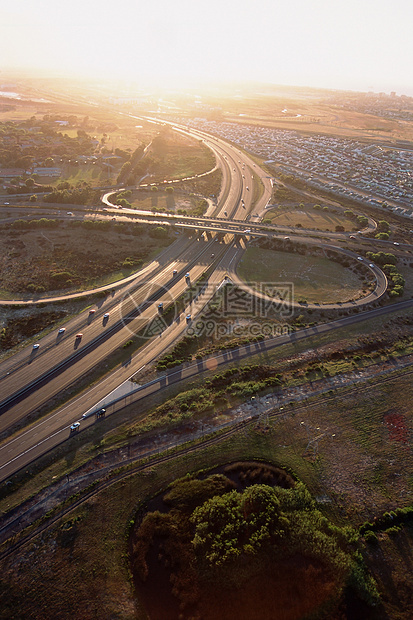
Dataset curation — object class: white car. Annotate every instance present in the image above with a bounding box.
[103,313,110,319]
[33,343,39,350]
[357,256,363,261]
[58,328,66,334]
[70,422,80,431]
[186,314,192,323]
[394,242,400,246]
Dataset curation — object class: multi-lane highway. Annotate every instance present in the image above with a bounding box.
[0,116,402,482]
[0,123,274,478]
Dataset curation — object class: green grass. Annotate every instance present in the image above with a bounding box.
[237,246,364,303]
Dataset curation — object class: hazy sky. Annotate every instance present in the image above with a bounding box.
[1,0,412,95]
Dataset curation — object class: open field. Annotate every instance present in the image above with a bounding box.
[265,205,356,232]
[210,87,413,143]
[237,246,365,303]
[124,188,209,216]
[0,221,173,296]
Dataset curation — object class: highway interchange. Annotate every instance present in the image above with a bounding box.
[0,118,411,483]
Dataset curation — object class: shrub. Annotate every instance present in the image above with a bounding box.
[363,530,378,544]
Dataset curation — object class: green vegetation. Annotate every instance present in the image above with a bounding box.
[382,263,405,297]
[366,251,397,266]
[131,469,378,617]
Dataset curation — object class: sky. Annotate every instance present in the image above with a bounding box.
[1,0,412,96]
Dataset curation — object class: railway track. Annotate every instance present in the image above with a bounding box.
[1,358,412,561]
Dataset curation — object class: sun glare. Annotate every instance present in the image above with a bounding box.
[1,0,412,94]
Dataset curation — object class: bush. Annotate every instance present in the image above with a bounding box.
[364,530,378,544]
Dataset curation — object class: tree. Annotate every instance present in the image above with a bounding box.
[377,220,390,233]
[356,215,368,228]
[191,485,289,566]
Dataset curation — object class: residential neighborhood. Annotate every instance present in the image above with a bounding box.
[177,117,413,217]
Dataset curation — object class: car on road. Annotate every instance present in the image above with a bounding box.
[185,272,190,280]
[349,235,356,239]
[58,328,66,334]
[33,343,39,350]
[89,309,95,315]
[70,422,80,431]
[76,333,83,340]
[158,302,163,312]
[211,253,215,258]
[97,408,106,417]
[173,269,178,276]
[394,242,400,246]
[357,256,363,261]
[246,186,249,191]
[103,313,110,319]
[369,263,375,268]
[244,229,251,234]
[67,211,73,216]
[284,236,290,241]
[186,314,192,323]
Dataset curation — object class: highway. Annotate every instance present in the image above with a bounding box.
[1,294,413,482]
[0,115,403,482]
[0,123,266,472]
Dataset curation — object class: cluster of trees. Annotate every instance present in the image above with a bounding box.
[366,251,403,296]
[43,184,98,205]
[366,251,397,266]
[132,473,379,614]
[375,220,391,240]
[10,218,58,229]
[382,264,405,297]
[116,144,146,184]
[344,209,368,229]
[0,117,97,170]
[191,484,289,565]
[113,189,133,208]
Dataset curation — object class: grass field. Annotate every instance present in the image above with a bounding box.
[265,206,356,232]
[237,246,364,303]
